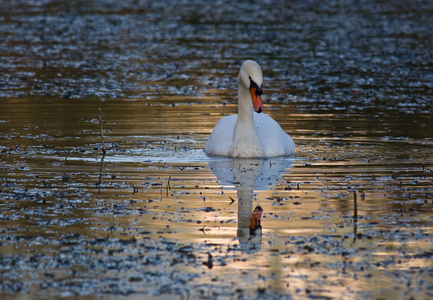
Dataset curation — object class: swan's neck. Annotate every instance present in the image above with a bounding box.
[237,78,255,125]
[228,76,265,157]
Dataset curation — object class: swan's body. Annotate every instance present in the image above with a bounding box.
[204,60,295,157]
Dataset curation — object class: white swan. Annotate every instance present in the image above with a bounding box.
[204,60,295,157]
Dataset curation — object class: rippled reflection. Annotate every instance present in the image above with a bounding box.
[209,157,294,252]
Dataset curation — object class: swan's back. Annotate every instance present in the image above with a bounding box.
[254,113,295,156]
[204,115,237,156]
[204,113,294,157]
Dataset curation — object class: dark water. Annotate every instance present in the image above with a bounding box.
[1,0,433,299]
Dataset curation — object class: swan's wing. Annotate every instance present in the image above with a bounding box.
[204,115,237,156]
[254,113,295,156]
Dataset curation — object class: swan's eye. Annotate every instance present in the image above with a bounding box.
[256,86,263,96]
[249,79,258,91]
[250,79,263,96]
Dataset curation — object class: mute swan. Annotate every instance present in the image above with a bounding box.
[204,60,295,157]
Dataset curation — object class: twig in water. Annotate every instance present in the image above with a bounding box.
[166,175,172,197]
[64,149,72,162]
[132,185,138,194]
[353,190,358,240]
[97,155,104,186]
[202,252,213,269]
[98,107,106,157]
[353,190,358,221]
[97,107,106,187]
[199,226,210,234]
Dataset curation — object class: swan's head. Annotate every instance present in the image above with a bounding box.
[239,60,264,113]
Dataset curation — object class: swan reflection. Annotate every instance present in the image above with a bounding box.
[208,157,293,252]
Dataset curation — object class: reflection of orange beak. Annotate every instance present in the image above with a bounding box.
[250,87,263,113]
[250,206,263,229]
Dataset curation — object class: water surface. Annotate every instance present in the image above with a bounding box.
[1,0,433,299]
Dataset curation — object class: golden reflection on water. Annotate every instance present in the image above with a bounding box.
[0,97,432,299]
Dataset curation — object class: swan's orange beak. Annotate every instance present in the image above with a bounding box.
[249,206,263,229]
[250,87,263,113]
